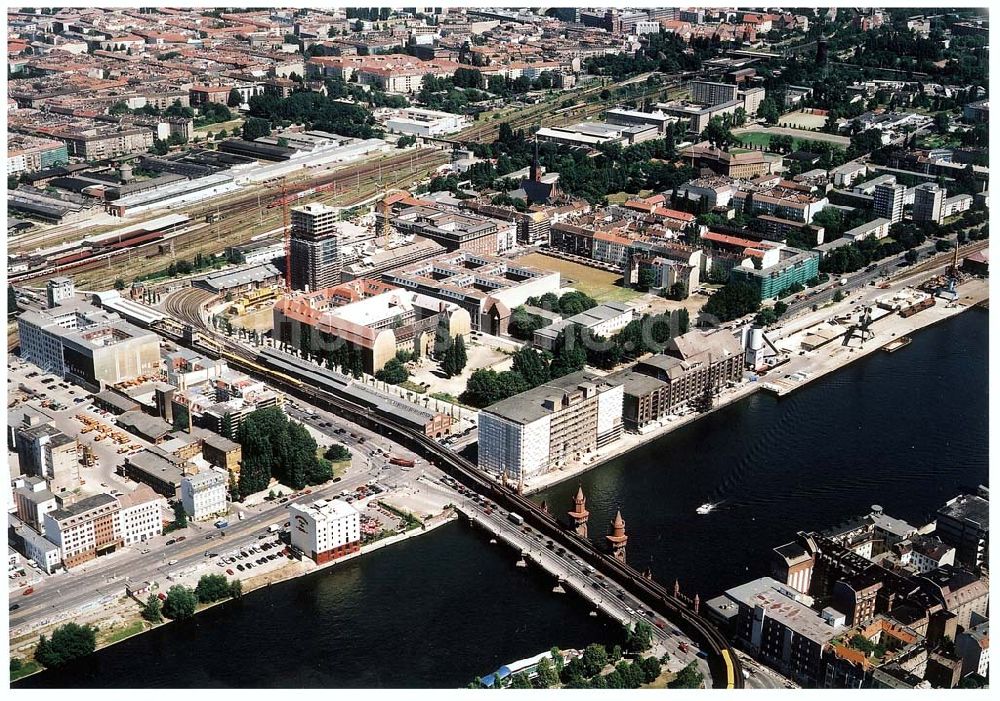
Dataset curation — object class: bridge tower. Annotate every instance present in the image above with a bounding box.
[606,509,628,563]
[567,485,590,537]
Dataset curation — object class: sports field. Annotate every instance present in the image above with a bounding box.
[777,109,828,130]
[518,253,643,303]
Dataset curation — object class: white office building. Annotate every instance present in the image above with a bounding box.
[180,468,228,521]
[385,107,468,137]
[288,499,361,564]
[478,371,623,481]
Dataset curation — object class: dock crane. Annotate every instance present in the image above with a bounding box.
[842,305,874,346]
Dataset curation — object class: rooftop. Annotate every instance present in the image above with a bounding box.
[725,577,845,644]
[484,370,620,425]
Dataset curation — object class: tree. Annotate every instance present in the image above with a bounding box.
[229,579,243,599]
[905,249,919,264]
[195,574,233,603]
[242,117,272,141]
[639,655,662,684]
[669,661,704,689]
[626,621,654,653]
[581,643,609,677]
[757,97,781,125]
[558,290,598,315]
[8,174,19,190]
[172,500,188,529]
[375,358,409,384]
[34,623,97,668]
[162,585,198,620]
[703,116,735,149]
[150,138,169,155]
[114,278,126,290]
[7,284,18,315]
[462,369,503,406]
[833,289,844,303]
[511,347,550,388]
[142,594,163,623]
[637,267,657,292]
[228,88,243,108]
[324,443,350,462]
[508,306,547,340]
[702,281,761,323]
[934,111,950,134]
[508,672,533,688]
[550,647,564,672]
[534,657,558,688]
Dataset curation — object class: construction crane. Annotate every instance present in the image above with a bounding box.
[266,178,340,291]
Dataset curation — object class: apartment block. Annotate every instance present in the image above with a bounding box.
[912,183,945,224]
[116,484,164,546]
[290,202,342,291]
[43,494,123,569]
[181,468,228,521]
[873,182,906,224]
[691,80,739,106]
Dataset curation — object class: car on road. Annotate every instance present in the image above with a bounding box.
[9,603,20,611]
[165,539,176,546]
[176,536,186,542]
[168,559,178,565]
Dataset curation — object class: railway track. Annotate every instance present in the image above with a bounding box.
[18,149,447,288]
[157,303,742,689]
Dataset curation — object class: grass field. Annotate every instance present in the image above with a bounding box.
[735,132,777,148]
[518,253,643,303]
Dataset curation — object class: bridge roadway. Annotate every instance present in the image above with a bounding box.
[441,486,713,681]
[161,310,743,688]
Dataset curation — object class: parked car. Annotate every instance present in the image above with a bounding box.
[226,569,234,575]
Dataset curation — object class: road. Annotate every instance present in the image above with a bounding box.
[779,235,984,320]
[8,394,424,636]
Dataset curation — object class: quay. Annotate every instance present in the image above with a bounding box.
[522,276,988,495]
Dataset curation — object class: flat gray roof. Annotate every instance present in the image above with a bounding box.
[725,577,844,644]
[607,369,667,398]
[484,370,619,425]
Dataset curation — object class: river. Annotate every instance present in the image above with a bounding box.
[17,308,988,688]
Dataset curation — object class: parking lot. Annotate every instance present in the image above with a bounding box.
[213,533,294,577]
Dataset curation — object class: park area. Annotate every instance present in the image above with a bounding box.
[518,253,643,304]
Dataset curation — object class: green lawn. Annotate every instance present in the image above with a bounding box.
[9,659,42,682]
[736,132,774,148]
[101,620,147,646]
[915,133,962,149]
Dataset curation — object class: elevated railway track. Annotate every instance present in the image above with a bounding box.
[154,304,743,689]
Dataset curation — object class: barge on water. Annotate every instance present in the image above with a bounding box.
[882,336,912,353]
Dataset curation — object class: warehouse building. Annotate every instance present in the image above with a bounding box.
[17,303,160,389]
